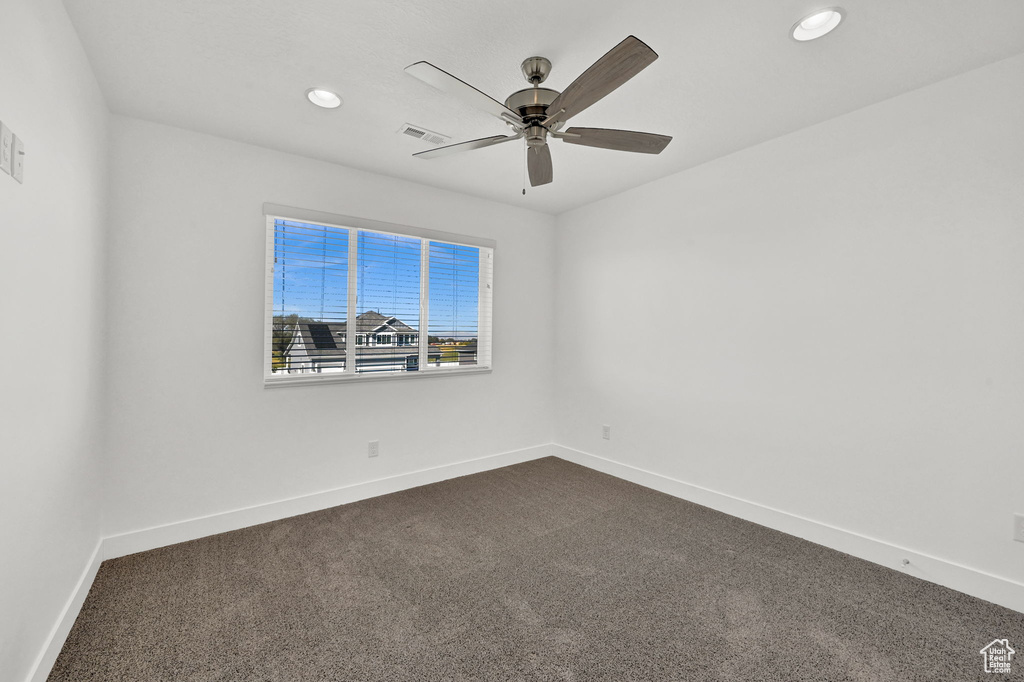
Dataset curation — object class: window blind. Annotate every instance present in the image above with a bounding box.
[428,241,488,368]
[270,219,349,374]
[264,209,493,385]
[354,230,421,374]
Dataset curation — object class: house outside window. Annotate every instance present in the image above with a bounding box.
[265,205,493,385]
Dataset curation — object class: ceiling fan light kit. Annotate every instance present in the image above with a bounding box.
[404,35,673,188]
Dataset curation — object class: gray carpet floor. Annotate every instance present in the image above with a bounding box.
[48,457,1023,681]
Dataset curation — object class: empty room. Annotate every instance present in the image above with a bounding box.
[3,0,1023,680]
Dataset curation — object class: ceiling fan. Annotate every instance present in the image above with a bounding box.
[404,35,672,188]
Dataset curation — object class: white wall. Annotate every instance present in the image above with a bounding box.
[4,12,1020,679]
[554,55,1024,604]
[0,0,110,679]
[102,116,556,538]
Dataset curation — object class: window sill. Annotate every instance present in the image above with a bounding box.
[264,366,492,388]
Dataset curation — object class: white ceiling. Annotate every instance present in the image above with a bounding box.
[62,0,1024,215]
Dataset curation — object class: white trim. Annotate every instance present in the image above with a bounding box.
[27,443,1024,682]
[478,248,493,368]
[263,215,277,381]
[345,226,358,372]
[28,446,554,681]
[264,366,491,387]
[418,244,429,372]
[263,203,496,249]
[102,443,556,560]
[26,541,102,682]
[551,445,1024,614]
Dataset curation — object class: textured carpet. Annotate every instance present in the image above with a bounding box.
[48,457,1023,681]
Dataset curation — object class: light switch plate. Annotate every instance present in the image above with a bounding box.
[11,135,24,183]
[0,122,11,175]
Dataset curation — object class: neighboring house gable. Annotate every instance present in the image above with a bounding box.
[282,311,421,373]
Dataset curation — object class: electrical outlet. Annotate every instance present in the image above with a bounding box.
[0,122,11,176]
[1014,514,1024,543]
[368,440,379,458]
[602,425,611,440]
[11,134,23,183]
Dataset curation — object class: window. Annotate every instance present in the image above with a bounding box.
[264,204,493,385]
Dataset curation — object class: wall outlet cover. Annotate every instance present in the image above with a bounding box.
[0,122,11,175]
[12,134,24,183]
[1014,514,1024,543]
[368,440,379,458]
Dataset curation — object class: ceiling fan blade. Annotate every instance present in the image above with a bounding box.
[560,127,672,154]
[547,36,658,125]
[413,133,522,160]
[405,61,523,124]
[528,144,553,187]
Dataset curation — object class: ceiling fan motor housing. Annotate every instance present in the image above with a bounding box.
[505,87,562,128]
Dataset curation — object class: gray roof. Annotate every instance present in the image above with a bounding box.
[291,312,418,359]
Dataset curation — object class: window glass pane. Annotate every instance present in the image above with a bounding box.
[272,220,348,374]
[355,231,421,373]
[429,241,479,367]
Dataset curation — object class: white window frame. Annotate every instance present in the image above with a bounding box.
[263,204,494,387]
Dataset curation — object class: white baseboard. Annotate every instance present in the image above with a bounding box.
[27,444,557,682]
[102,443,558,560]
[26,540,102,682]
[32,441,1019,682]
[552,444,1024,614]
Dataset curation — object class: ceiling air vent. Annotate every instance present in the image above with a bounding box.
[398,123,449,146]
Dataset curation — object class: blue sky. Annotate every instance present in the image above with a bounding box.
[273,220,479,338]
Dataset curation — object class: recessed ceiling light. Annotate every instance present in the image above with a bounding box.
[306,88,342,109]
[791,8,845,41]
